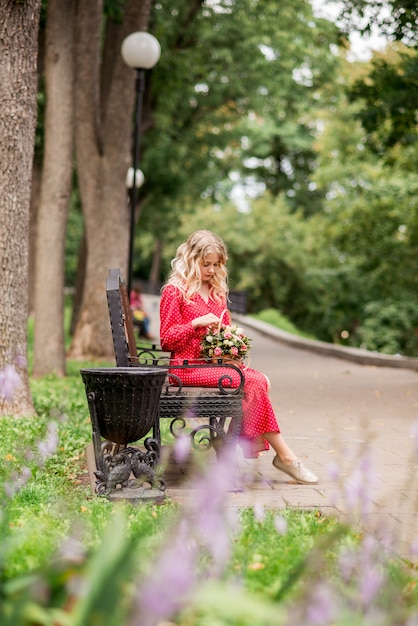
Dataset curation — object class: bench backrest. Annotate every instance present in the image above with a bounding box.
[106,269,139,366]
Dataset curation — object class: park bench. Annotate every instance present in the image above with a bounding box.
[105,268,245,459]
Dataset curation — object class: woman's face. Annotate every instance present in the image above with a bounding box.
[200,252,220,284]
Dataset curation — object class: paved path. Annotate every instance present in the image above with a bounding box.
[143,296,418,559]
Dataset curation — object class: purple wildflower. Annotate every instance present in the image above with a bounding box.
[173,433,191,463]
[4,466,32,498]
[327,459,341,482]
[15,353,27,368]
[274,515,288,535]
[190,453,238,572]
[343,447,376,520]
[130,447,239,626]
[59,536,87,564]
[409,540,418,558]
[359,565,385,607]
[338,547,357,583]
[359,536,386,606]
[253,503,266,523]
[132,520,198,626]
[306,582,338,625]
[37,422,59,464]
[0,365,21,400]
[410,417,418,458]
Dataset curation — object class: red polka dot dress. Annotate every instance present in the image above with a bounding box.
[160,285,280,457]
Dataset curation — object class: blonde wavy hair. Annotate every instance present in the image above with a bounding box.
[163,230,229,303]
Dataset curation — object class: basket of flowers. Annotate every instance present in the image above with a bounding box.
[201,322,251,363]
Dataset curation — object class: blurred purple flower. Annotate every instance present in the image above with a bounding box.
[343,447,376,520]
[133,520,197,626]
[327,459,341,482]
[306,582,338,625]
[4,466,32,498]
[15,353,27,368]
[409,540,418,558]
[338,547,357,583]
[38,421,59,464]
[360,565,385,607]
[0,365,21,400]
[173,433,191,463]
[274,515,288,535]
[190,453,238,572]
[59,536,87,563]
[253,503,265,523]
[410,417,418,457]
[130,447,239,626]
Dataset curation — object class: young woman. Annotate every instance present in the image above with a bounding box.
[160,230,318,484]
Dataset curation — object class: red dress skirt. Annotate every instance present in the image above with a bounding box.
[160,285,280,457]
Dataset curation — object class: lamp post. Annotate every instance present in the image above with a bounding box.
[121,31,161,295]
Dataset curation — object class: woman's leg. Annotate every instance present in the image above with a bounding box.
[264,431,318,484]
[263,432,297,463]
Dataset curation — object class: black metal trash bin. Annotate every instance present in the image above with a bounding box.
[81,367,168,500]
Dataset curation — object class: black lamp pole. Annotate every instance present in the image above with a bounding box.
[128,68,146,296]
[122,31,160,295]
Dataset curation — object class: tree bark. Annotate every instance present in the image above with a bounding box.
[68,0,154,359]
[0,0,41,416]
[33,0,75,377]
[29,158,42,316]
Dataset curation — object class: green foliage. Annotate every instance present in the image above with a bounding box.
[311,170,418,354]
[356,300,418,354]
[137,0,340,255]
[339,0,418,45]
[349,49,418,151]
[228,509,337,599]
[166,192,312,316]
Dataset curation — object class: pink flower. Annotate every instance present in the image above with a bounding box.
[223,332,233,340]
[230,346,238,356]
[214,347,223,356]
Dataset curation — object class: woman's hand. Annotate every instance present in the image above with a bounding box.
[191,313,220,329]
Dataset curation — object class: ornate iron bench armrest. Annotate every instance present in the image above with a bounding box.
[132,351,245,396]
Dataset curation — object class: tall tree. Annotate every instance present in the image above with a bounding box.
[33,0,75,377]
[37,0,338,362]
[0,0,41,415]
[67,0,155,359]
[134,0,338,277]
[339,0,417,153]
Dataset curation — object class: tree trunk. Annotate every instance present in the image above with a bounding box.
[33,0,75,377]
[0,0,41,416]
[29,158,42,316]
[69,230,87,336]
[68,0,154,359]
